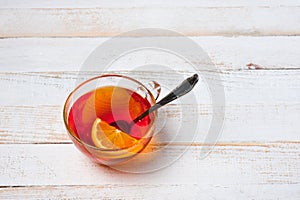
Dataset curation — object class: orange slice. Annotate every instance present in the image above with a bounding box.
[91,118,138,149]
[82,86,132,125]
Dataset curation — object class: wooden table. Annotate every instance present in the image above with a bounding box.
[0,1,299,199]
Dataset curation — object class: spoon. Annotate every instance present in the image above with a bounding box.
[110,74,199,134]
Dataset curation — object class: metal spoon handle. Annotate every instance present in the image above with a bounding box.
[133,74,199,123]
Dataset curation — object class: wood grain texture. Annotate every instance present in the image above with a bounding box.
[0,6,299,37]
[0,37,299,72]
[1,0,300,8]
[0,143,299,199]
[1,103,300,144]
[0,69,299,144]
[0,184,299,200]
[0,1,299,198]
[1,70,300,105]
[0,70,300,106]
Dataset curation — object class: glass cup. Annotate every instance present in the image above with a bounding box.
[63,74,161,165]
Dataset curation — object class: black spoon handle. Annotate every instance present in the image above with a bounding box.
[133,74,199,123]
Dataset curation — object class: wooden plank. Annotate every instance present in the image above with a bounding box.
[0,144,299,188]
[0,183,299,199]
[1,70,300,106]
[0,6,299,37]
[0,70,299,143]
[0,37,299,72]
[0,103,300,144]
[1,0,300,8]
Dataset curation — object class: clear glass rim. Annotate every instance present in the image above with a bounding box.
[63,73,157,152]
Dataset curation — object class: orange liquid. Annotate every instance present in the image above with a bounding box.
[68,86,154,152]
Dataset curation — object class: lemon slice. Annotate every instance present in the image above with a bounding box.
[91,118,138,149]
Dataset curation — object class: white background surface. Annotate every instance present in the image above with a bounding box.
[0,0,299,199]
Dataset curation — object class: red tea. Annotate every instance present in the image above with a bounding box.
[67,86,154,151]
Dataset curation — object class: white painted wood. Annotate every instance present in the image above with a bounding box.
[0,6,299,37]
[1,103,300,144]
[0,37,299,72]
[0,1,299,198]
[1,70,299,106]
[0,70,299,143]
[1,0,300,8]
[0,184,299,200]
[0,143,299,199]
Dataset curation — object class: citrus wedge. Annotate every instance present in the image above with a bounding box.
[82,86,132,125]
[91,118,138,149]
